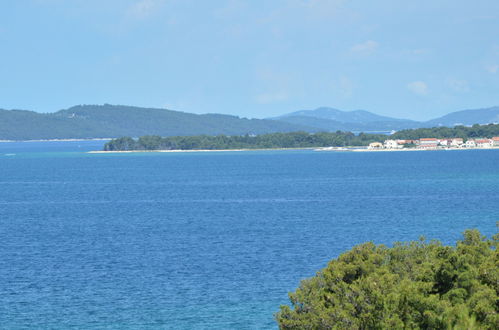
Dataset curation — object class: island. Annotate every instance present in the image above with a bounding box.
[100,124,499,152]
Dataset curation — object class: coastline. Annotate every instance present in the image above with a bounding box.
[351,146,499,152]
[89,146,499,153]
[88,147,316,153]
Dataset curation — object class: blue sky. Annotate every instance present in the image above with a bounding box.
[0,0,498,120]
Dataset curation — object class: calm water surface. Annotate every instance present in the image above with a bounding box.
[0,141,497,329]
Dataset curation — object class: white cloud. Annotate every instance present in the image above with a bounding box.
[447,78,469,92]
[331,76,354,98]
[486,64,498,74]
[351,40,379,55]
[410,49,429,55]
[213,0,247,18]
[254,68,295,104]
[255,91,289,104]
[407,81,428,95]
[403,48,431,57]
[127,0,163,19]
[299,0,346,16]
[261,0,350,28]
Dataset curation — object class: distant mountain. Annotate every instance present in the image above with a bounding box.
[2,104,498,140]
[271,106,499,132]
[269,115,414,132]
[0,104,315,140]
[424,106,499,127]
[278,107,412,123]
[271,107,420,132]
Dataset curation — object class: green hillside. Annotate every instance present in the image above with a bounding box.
[0,104,315,140]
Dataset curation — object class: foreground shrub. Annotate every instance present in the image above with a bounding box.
[276,229,498,329]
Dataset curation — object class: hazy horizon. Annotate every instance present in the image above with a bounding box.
[2,103,499,122]
[1,1,498,121]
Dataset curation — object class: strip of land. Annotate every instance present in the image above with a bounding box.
[100,124,499,152]
[89,145,499,154]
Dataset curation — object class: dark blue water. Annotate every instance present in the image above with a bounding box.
[0,142,497,329]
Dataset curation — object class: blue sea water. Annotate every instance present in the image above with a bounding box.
[0,141,498,329]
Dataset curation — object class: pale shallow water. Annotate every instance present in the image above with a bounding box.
[0,141,497,329]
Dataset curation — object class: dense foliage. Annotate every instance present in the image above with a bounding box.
[104,123,499,151]
[103,131,388,150]
[276,229,498,329]
[392,123,499,140]
[0,104,311,140]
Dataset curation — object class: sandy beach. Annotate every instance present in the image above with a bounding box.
[88,146,499,154]
[88,147,316,153]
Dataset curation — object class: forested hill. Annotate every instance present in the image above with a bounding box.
[2,104,499,141]
[103,132,388,151]
[272,106,499,132]
[391,123,499,139]
[0,104,314,140]
[103,123,499,151]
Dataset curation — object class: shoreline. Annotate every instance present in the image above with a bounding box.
[88,147,316,153]
[89,146,499,153]
[351,146,499,152]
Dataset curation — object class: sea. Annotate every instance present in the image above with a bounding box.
[0,140,497,329]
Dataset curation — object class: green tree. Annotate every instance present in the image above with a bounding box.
[276,228,499,329]
[103,136,137,151]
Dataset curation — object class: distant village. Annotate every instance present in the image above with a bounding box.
[368,137,499,150]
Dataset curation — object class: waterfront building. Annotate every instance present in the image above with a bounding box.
[419,138,439,146]
[451,138,464,147]
[383,140,399,149]
[475,139,493,148]
[368,142,383,149]
[465,139,476,148]
[396,139,412,146]
[439,139,450,146]
[493,137,499,147]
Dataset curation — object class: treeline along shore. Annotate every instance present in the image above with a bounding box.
[103,123,499,151]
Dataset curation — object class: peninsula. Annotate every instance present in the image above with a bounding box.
[101,124,499,152]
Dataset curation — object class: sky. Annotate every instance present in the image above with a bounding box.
[0,0,498,120]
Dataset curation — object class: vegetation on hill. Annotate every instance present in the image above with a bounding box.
[274,115,418,133]
[424,106,499,127]
[273,106,499,132]
[392,123,499,140]
[1,104,498,141]
[103,131,388,151]
[0,104,313,140]
[103,123,499,151]
[273,107,420,132]
[276,228,498,329]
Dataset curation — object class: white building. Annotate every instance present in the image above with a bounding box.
[492,137,499,147]
[465,139,476,148]
[419,138,439,146]
[368,142,383,149]
[475,139,493,148]
[439,139,449,147]
[384,139,402,149]
[450,138,464,147]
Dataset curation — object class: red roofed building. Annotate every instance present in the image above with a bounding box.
[475,139,493,148]
[451,138,464,147]
[419,138,439,146]
[493,137,499,147]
